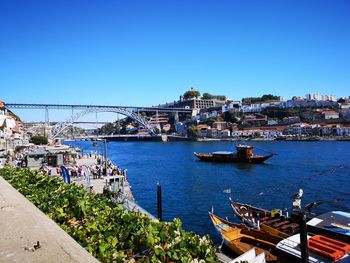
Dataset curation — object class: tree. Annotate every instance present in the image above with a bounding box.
[183,88,200,99]
[223,111,241,123]
[187,125,200,138]
[202,93,213,99]
[202,93,226,100]
[30,135,48,145]
[242,94,279,104]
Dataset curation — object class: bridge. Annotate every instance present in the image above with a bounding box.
[4,103,193,138]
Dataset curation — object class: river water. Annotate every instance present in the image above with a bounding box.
[65,140,350,243]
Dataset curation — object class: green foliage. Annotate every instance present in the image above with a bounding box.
[30,135,48,145]
[97,123,115,135]
[223,111,242,123]
[183,89,200,100]
[0,168,217,263]
[187,125,200,138]
[202,93,226,101]
[242,94,279,104]
[261,107,302,120]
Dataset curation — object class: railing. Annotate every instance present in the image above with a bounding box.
[113,194,156,220]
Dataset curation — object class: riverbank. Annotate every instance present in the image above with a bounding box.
[194,136,348,142]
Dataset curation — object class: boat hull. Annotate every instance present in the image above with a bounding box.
[209,212,281,262]
[194,152,273,163]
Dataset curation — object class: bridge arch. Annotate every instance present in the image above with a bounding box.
[51,107,156,138]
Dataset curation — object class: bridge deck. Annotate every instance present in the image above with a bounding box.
[5,103,192,112]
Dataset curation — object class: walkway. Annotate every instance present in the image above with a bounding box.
[0,176,99,263]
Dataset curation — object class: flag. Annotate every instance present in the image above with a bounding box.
[61,166,70,184]
[223,188,231,194]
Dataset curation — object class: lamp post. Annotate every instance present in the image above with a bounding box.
[103,139,107,177]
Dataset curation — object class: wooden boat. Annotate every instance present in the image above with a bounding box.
[277,233,350,262]
[209,212,282,262]
[230,198,299,237]
[194,145,274,163]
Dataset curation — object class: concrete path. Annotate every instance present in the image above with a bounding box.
[0,176,99,263]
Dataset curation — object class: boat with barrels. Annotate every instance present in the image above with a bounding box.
[209,212,282,262]
[194,144,274,163]
[230,198,298,238]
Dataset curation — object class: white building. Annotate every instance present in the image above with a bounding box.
[305,93,337,101]
[322,110,339,120]
[242,103,270,113]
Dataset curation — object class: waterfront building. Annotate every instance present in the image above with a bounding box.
[197,124,210,137]
[320,124,335,136]
[212,121,228,131]
[207,128,218,138]
[335,126,350,136]
[219,129,231,138]
[231,128,282,138]
[283,123,321,136]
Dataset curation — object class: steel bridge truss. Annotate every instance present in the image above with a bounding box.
[51,107,156,138]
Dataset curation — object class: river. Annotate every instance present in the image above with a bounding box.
[65,140,350,243]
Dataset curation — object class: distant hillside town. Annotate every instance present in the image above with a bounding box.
[100,87,350,140]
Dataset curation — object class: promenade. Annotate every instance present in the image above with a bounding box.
[0,176,99,263]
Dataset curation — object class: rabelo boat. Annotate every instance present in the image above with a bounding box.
[230,198,299,238]
[194,145,274,163]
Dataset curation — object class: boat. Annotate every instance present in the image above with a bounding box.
[275,211,350,262]
[230,198,299,237]
[307,211,350,244]
[209,212,282,262]
[276,233,350,262]
[194,144,274,163]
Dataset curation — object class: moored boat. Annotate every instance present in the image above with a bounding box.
[276,233,350,262]
[230,198,299,237]
[194,145,274,163]
[209,212,282,262]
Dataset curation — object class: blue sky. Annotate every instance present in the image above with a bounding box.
[1,0,350,121]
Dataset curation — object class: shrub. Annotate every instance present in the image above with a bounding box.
[30,135,48,145]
